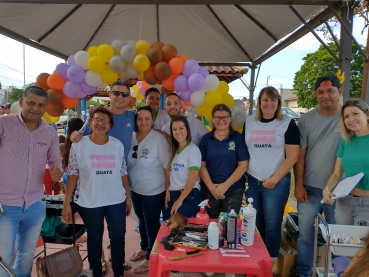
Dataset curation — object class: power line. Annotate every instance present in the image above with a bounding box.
[0,63,37,79]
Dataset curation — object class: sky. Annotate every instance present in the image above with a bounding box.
[0,16,367,101]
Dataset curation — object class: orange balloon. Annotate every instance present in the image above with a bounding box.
[178,55,189,63]
[182,102,191,109]
[47,89,64,104]
[154,62,171,81]
[47,73,66,91]
[36,73,51,91]
[144,65,159,85]
[162,74,177,90]
[161,44,177,63]
[147,47,163,65]
[47,103,64,117]
[169,57,184,75]
[151,41,164,49]
[141,81,148,89]
[62,96,78,109]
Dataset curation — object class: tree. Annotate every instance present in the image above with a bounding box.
[293,42,365,108]
[8,87,24,103]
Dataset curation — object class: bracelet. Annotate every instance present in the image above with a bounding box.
[326,186,330,194]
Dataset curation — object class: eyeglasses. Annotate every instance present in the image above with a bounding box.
[4,107,10,110]
[212,116,230,122]
[111,91,130,98]
[92,118,110,124]
[132,145,138,159]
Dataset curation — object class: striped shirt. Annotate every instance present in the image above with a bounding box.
[0,113,62,207]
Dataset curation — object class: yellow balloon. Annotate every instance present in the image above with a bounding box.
[234,128,243,134]
[135,40,151,55]
[97,44,114,63]
[138,71,145,81]
[43,112,60,124]
[101,65,118,85]
[196,104,209,116]
[217,81,229,95]
[87,45,98,56]
[205,91,222,107]
[87,56,105,73]
[132,85,139,93]
[133,54,150,72]
[136,93,144,101]
[222,94,235,108]
[205,112,213,123]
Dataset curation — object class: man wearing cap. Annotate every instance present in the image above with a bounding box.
[293,75,342,277]
[4,103,11,115]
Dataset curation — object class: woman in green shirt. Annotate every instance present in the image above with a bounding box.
[323,99,369,225]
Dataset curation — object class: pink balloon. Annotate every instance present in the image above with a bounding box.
[63,81,81,98]
[198,67,209,77]
[55,63,69,80]
[174,75,188,92]
[67,65,85,83]
[137,81,142,87]
[67,54,76,66]
[179,90,192,102]
[182,59,199,77]
[188,73,205,91]
[80,80,96,95]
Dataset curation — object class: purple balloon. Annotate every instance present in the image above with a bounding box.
[77,91,87,99]
[67,54,76,66]
[137,81,142,86]
[139,87,146,94]
[179,90,192,102]
[55,63,70,80]
[188,73,205,91]
[182,59,200,77]
[63,81,81,98]
[80,80,96,96]
[198,67,209,77]
[174,75,188,92]
[67,65,85,83]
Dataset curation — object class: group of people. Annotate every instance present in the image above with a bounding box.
[0,74,368,277]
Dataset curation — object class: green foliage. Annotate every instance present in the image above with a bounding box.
[8,87,24,103]
[0,82,2,89]
[134,99,146,109]
[87,99,100,108]
[293,42,364,108]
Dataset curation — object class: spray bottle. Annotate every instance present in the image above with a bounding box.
[195,199,211,224]
[227,209,237,249]
[241,198,257,246]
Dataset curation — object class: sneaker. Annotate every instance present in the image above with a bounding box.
[169,271,184,277]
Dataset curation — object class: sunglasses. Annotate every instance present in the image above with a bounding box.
[132,145,138,159]
[111,91,130,98]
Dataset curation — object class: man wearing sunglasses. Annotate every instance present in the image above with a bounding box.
[3,103,11,115]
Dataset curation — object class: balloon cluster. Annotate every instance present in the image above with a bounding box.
[131,81,148,101]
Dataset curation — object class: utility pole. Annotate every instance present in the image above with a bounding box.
[267,75,270,86]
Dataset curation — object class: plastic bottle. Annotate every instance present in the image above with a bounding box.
[195,199,210,225]
[208,222,219,250]
[226,209,237,249]
[241,197,257,246]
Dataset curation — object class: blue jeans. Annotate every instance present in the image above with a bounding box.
[163,188,201,221]
[130,191,165,260]
[0,200,46,277]
[77,202,126,277]
[246,173,290,258]
[294,185,336,277]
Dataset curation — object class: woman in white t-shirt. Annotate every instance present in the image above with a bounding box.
[164,115,202,220]
[144,87,170,130]
[62,107,131,277]
[126,106,169,274]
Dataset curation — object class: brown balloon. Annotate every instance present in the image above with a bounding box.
[47,89,64,104]
[154,62,171,81]
[36,73,51,91]
[147,48,163,65]
[161,44,177,63]
[47,103,64,117]
[144,65,159,85]
[151,41,164,49]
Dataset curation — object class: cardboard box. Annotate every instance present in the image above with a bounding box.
[285,229,298,250]
[272,240,297,277]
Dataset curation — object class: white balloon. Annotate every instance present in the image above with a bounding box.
[111,39,125,55]
[99,81,109,89]
[203,75,219,92]
[74,51,90,70]
[131,91,137,97]
[109,55,126,72]
[85,70,102,87]
[10,102,21,114]
[120,45,137,63]
[125,63,139,79]
[119,71,128,81]
[190,90,205,107]
[230,107,237,120]
[126,39,137,46]
[232,99,245,114]
[233,111,248,129]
